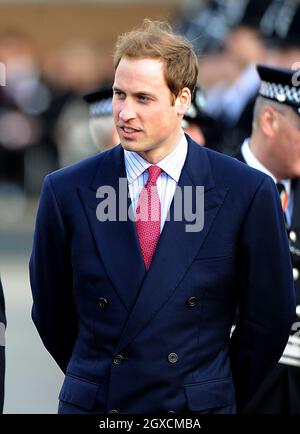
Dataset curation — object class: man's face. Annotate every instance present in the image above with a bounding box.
[112,57,184,163]
[274,107,300,178]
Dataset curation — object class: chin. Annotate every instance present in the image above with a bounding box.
[286,167,300,179]
[292,171,300,179]
[120,141,148,152]
[120,141,139,151]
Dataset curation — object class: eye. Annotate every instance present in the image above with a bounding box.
[113,90,125,100]
[138,95,150,103]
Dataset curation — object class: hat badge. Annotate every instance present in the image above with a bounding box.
[276,93,286,103]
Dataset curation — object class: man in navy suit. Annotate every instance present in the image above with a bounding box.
[30,19,295,414]
[237,64,300,414]
[0,278,6,413]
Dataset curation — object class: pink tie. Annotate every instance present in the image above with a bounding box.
[136,165,162,270]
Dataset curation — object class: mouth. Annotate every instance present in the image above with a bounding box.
[119,125,142,139]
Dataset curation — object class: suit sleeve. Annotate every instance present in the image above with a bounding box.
[230,175,295,412]
[0,278,5,413]
[30,175,78,373]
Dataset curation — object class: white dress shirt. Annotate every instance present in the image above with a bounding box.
[124,133,188,232]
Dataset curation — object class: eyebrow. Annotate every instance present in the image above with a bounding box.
[112,86,156,98]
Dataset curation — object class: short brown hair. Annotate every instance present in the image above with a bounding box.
[113,19,199,99]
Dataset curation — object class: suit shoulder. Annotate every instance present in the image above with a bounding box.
[204,147,270,186]
[45,146,119,187]
[47,153,101,184]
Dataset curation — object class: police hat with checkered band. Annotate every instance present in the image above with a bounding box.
[257,64,300,116]
[83,85,113,117]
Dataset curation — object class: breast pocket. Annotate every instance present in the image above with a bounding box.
[189,255,236,302]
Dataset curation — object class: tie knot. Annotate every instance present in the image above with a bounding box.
[147,165,162,185]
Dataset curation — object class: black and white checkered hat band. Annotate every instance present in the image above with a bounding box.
[90,98,112,116]
[260,80,300,106]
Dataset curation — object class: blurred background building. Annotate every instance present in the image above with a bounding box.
[0,0,299,413]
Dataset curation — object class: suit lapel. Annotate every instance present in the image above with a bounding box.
[115,138,228,353]
[78,146,145,312]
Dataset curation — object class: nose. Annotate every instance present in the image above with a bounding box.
[119,99,136,122]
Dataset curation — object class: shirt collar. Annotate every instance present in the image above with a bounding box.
[124,132,188,184]
[241,138,291,196]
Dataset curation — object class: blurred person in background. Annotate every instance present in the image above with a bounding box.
[174,0,248,56]
[178,0,300,155]
[174,0,250,152]
[175,0,272,153]
[0,33,109,196]
[261,0,300,68]
[0,277,6,413]
[30,19,294,414]
[237,64,300,414]
[181,85,217,148]
[0,31,59,196]
[229,0,300,155]
[52,42,110,168]
[204,0,283,155]
[83,85,120,151]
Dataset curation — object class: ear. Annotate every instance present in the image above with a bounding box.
[260,106,279,138]
[175,87,191,115]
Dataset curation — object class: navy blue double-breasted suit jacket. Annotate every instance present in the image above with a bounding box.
[30,135,295,414]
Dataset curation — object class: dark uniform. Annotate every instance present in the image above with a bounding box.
[238,174,300,413]
[237,64,300,413]
[289,182,300,314]
[0,278,6,413]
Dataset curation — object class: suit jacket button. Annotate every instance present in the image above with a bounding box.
[168,353,178,363]
[296,305,300,318]
[293,268,299,281]
[109,409,119,414]
[290,231,297,243]
[113,354,124,365]
[186,296,199,307]
[98,297,108,308]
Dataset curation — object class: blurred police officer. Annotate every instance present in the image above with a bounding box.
[83,85,119,151]
[237,64,300,413]
[0,277,6,413]
[181,85,217,148]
